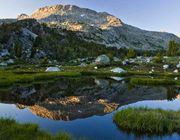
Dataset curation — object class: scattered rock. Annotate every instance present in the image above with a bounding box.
[113,57,120,62]
[95,55,110,65]
[0,62,7,67]
[0,49,9,57]
[122,60,128,65]
[174,77,178,80]
[21,28,38,40]
[94,66,98,70]
[163,64,169,70]
[111,67,126,73]
[79,63,86,67]
[176,63,180,68]
[174,69,178,73]
[6,59,14,64]
[163,56,168,59]
[46,67,61,72]
[145,57,151,63]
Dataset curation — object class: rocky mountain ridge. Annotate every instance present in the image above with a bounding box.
[16,4,180,50]
[17,5,122,31]
[0,4,180,65]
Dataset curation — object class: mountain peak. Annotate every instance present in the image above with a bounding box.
[17,13,29,20]
[17,4,122,31]
[16,4,180,50]
[31,5,75,19]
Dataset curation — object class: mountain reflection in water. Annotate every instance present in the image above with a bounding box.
[0,77,179,121]
[0,77,180,140]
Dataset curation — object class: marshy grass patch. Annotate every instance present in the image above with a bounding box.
[113,108,180,134]
[0,65,179,88]
[0,118,72,140]
[130,77,179,86]
[0,70,82,88]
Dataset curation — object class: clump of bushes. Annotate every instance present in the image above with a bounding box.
[113,108,180,134]
[167,40,180,56]
[153,57,163,63]
[127,48,136,58]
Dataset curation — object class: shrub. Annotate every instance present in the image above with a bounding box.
[127,48,136,58]
[167,40,180,56]
[153,57,163,63]
[14,40,23,58]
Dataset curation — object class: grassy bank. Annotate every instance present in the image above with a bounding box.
[0,66,179,88]
[130,78,180,86]
[0,71,81,88]
[113,108,180,134]
[0,118,72,140]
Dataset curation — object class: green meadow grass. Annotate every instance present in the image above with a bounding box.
[130,78,179,85]
[113,108,180,134]
[0,65,179,88]
[0,118,72,140]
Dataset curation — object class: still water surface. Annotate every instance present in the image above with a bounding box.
[0,77,179,140]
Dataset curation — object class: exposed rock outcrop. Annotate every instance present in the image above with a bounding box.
[17,14,29,20]
[46,67,61,72]
[95,55,110,65]
[17,4,180,50]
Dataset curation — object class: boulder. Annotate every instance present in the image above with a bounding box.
[113,57,120,62]
[6,59,14,64]
[163,64,169,70]
[174,69,178,73]
[46,67,61,72]
[95,55,110,65]
[176,63,180,68]
[122,60,128,65]
[149,71,153,74]
[145,57,151,63]
[163,56,168,59]
[111,67,126,73]
[79,63,87,67]
[94,66,98,70]
[128,58,135,64]
[21,28,38,40]
[0,62,7,67]
[0,49,9,57]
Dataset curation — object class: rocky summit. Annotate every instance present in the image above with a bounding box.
[16,4,180,50]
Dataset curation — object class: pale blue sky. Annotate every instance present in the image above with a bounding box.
[0,0,179,35]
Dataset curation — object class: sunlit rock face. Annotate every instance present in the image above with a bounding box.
[17,5,122,31]
[17,14,29,20]
[17,4,180,50]
[1,77,177,121]
[17,97,119,121]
